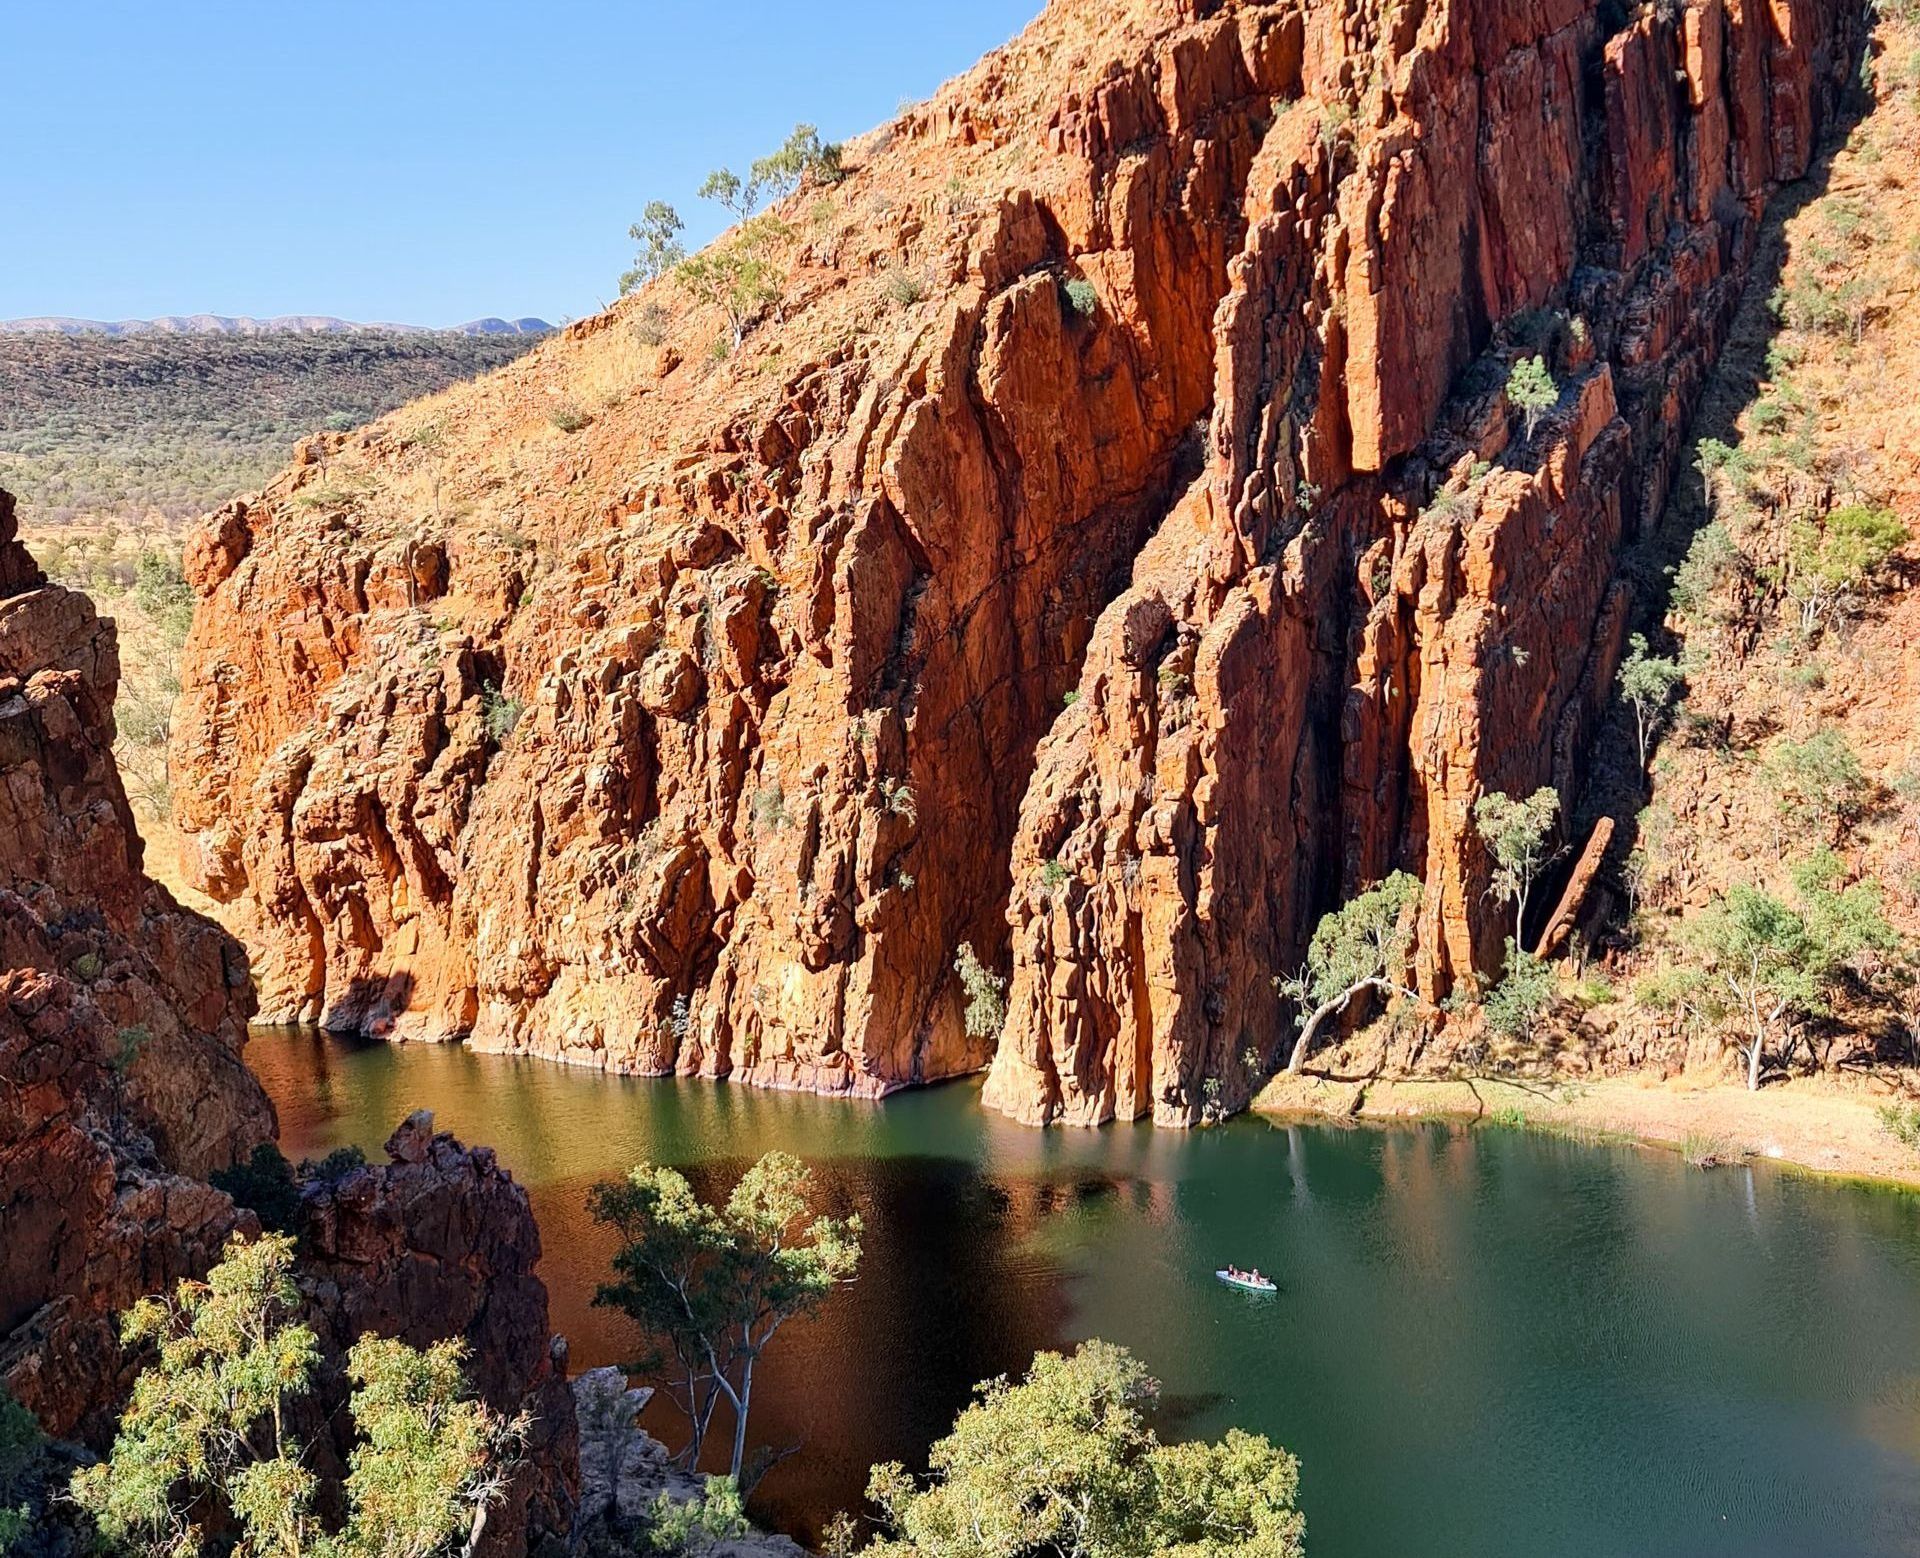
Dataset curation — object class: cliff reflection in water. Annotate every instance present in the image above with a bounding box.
[254,1029,1920,1558]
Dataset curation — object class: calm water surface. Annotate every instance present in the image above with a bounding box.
[252,1031,1920,1556]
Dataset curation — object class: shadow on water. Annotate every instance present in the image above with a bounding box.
[253,1031,1920,1558]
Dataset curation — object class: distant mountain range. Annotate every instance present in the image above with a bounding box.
[0,314,553,338]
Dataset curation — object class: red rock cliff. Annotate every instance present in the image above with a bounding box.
[1,492,577,1552]
[169,0,1865,1116]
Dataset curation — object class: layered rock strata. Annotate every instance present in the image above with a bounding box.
[170,0,1867,1117]
[988,0,1869,1122]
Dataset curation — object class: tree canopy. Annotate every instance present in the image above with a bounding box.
[1473,787,1560,944]
[591,1151,862,1483]
[853,1341,1305,1558]
[1278,872,1422,1073]
[71,1233,521,1558]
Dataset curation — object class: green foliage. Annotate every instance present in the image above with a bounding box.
[1668,522,1743,621]
[855,1341,1305,1558]
[676,217,791,352]
[0,1388,44,1557]
[954,942,1008,1041]
[1473,787,1560,941]
[1617,633,1684,770]
[1764,727,1871,837]
[481,683,524,744]
[304,1144,370,1185]
[210,1142,303,1234]
[1506,355,1558,442]
[590,1152,861,1482]
[336,1335,525,1558]
[1682,871,1898,1089]
[1877,1102,1920,1153]
[72,1232,323,1555]
[622,202,688,296]
[1063,277,1099,318]
[1278,872,1422,1072]
[1286,873,1423,1009]
[132,546,196,645]
[1484,942,1556,1041]
[71,1234,518,1558]
[1785,504,1907,635]
[113,1023,151,1073]
[548,405,591,434]
[0,330,536,524]
[644,1476,750,1554]
[885,268,927,308]
[750,124,845,202]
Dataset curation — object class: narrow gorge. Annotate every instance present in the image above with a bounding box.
[167,0,1870,1122]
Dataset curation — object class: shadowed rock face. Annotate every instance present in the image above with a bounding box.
[170,0,1866,1118]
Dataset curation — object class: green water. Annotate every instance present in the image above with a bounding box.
[253,1031,1920,1556]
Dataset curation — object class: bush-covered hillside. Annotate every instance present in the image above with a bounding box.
[0,329,541,523]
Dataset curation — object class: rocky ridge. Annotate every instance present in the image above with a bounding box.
[170,0,1869,1120]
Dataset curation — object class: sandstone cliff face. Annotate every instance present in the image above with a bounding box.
[1,489,272,1169]
[988,0,1866,1124]
[171,0,1866,1116]
[1,494,577,1552]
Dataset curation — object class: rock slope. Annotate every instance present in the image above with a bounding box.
[171,0,1868,1119]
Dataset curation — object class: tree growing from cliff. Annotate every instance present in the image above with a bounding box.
[591,1151,862,1486]
[954,942,1008,1040]
[676,217,790,353]
[1278,872,1422,1074]
[750,124,844,202]
[1617,633,1684,772]
[72,1232,524,1558]
[849,1341,1305,1558]
[1681,864,1899,1091]
[1507,355,1558,444]
[621,202,688,296]
[1474,788,1560,946]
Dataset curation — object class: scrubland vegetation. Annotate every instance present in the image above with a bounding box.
[0,331,538,524]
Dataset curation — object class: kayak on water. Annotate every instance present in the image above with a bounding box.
[1215,1268,1277,1293]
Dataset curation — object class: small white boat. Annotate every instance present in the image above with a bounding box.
[1215,1268,1277,1293]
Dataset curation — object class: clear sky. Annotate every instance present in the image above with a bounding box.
[0,1,1042,327]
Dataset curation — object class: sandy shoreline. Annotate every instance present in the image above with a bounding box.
[1254,1071,1920,1191]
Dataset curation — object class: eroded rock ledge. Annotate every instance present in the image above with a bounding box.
[168,0,1867,1119]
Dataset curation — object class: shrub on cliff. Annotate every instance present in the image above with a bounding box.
[1506,355,1558,443]
[676,217,791,353]
[1785,503,1907,637]
[72,1233,524,1558]
[1617,633,1684,772]
[1680,863,1900,1091]
[954,942,1008,1040]
[590,1151,862,1486]
[846,1341,1305,1558]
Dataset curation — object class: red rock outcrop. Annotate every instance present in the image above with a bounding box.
[294,1111,579,1552]
[984,0,1868,1124]
[1,488,272,1169]
[1,493,577,1553]
[0,956,255,1443]
[170,0,1866,1117]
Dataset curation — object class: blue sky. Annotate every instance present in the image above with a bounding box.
[0,1,1041,327]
